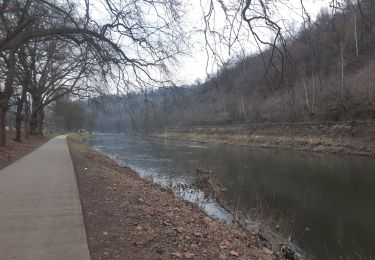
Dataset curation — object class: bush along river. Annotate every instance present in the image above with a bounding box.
[89,133,375,259]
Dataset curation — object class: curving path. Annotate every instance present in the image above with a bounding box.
[0,136,90,260]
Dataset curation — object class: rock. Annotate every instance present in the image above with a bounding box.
[102,231,109,236]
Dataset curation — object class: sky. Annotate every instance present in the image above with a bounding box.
[89,0,331,86]
[173,0,330,84]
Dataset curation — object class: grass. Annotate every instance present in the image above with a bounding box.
[45,131,65,138]
[67,133,87,142]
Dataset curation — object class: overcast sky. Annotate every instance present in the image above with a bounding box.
[90,0,330,85]
[173,0,329,84]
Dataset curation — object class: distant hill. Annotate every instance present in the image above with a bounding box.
[92,0,375,132]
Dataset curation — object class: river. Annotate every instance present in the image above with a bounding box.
[89,133,375,259]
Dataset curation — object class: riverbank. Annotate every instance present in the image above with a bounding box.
[154,121,375,157]
[68,134,290,260]
[0,132,50,169]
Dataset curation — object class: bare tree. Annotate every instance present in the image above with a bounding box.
[0,49,16,145]
[0,0,186,145]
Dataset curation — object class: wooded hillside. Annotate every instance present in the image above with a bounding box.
[106,0,375,132]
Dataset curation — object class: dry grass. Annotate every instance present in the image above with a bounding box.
[156,129,375,157]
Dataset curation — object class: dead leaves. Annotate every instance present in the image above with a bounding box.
[229,250,240,257]
[193,231,202,237]
[170,251,195,259]
[72,139,279,260]
[219,239,230,249]
[171,252,183,258]
[176,227,184,233]
[184,252,194,258]
[218,240,242,258]
[136,224,144,231]
[262,247,273,255]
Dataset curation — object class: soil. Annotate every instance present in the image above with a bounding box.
[68,135,281,260]
[0,132,49,170]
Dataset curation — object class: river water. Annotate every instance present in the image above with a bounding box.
[89,133,375,259]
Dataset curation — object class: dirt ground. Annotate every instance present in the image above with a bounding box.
[0,132,49,170]
[68,135,285,260]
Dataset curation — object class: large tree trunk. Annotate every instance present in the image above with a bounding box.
[0,50,16,147]
[29,95,41,136]
[15,87,27,142]
[15,105,23,142]
[23,96,30,139]
[0,109,6,146]
[29,110,38,136]
[37,109,44,136]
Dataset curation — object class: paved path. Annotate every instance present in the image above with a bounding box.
[0,136,90,260]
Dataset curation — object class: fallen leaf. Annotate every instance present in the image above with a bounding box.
[184,252,194,258]
[171,252,182,258]
[133,241,145,247]
[163,221,172,226]
[193,231,202,237]
[176,227,184,233]
[219,239,230,249]
[262,247,273,255]
[135,225,143,231]
[229,250,240,257]
[155,247,165,255]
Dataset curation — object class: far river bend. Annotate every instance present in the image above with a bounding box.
[89,133,375,259]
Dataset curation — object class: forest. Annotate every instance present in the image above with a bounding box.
[2,0,375,136]
[2,1,375,259]
[86,0,375,133]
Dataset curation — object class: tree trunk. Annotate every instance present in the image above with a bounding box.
[300,64,311,114]
[0,109,6,147]
[0,50,16,147]
[15,87,27,142]
[15,105,23,142]
[353,7,359,57]
[29,110,38,136]
[29,95,41,136]
[37,109,44,136]
[340,43,345,101]
[24,96,30,139]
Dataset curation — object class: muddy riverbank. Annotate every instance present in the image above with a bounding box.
[153,121,375,157]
